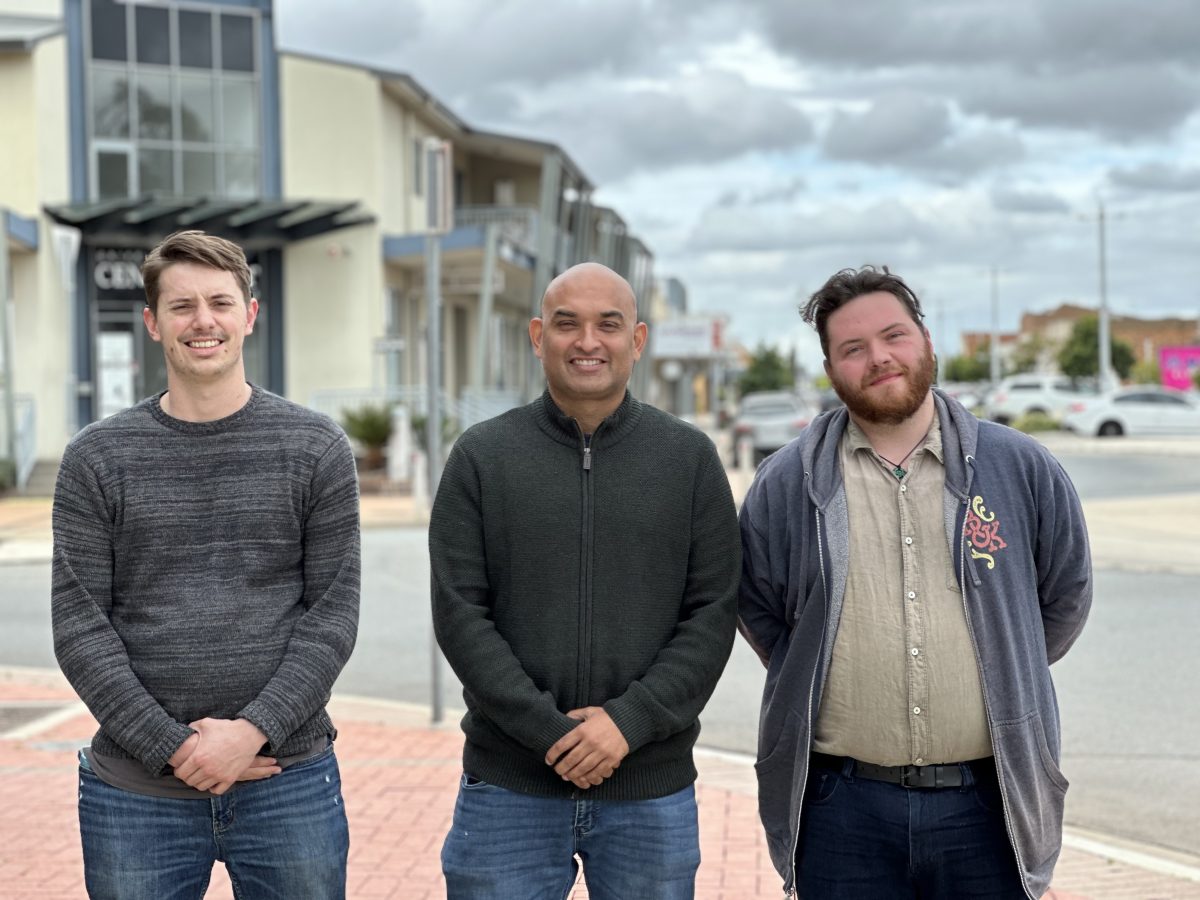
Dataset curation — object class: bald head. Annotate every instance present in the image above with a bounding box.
[541,262,637,320]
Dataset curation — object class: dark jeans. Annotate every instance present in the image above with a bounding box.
[441,773,700,900]
[78,744,349,900]
[797,757,1027,899]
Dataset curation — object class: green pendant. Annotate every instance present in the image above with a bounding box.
[893,466,906,480]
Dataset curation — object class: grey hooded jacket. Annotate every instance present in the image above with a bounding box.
[738,389,1092,898]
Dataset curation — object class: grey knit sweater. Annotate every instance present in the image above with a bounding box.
[430,391,740,801]
[52,386,360,776]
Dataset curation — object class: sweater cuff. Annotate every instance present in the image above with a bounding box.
[237,700,286,753]
[534,712,582,759]
[147,721,197,776]
[603,694,656,755]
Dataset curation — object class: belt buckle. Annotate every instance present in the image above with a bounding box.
[900,764,932,789]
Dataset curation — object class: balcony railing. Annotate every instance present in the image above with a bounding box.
[454,206,539,253]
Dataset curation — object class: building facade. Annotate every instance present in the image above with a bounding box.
[0,0,656,488]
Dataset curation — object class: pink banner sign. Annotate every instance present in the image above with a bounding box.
[1160,346,1200,391]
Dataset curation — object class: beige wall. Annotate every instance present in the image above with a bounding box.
[283,224,384,407]
[0,55,39,213]
[280,55,384,212]
[2,32,73,459]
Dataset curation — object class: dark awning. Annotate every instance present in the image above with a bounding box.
[44,194,374,248]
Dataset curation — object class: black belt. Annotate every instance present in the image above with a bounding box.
[810,752,993,789]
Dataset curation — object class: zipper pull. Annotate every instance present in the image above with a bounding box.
[583,446,592,470]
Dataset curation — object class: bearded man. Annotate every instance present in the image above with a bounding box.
[737,265,1092,899]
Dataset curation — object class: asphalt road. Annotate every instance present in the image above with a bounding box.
[4,448,1196,858]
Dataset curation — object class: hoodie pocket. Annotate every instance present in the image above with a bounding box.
[992,710,1068,873]
[754,709,801,858]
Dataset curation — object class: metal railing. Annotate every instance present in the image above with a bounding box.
[454,206,539,253]
[308,386,523,437]
[0,393,35,490]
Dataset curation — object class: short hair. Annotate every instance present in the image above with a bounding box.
[801,265,925,358]
[141,230,252,314]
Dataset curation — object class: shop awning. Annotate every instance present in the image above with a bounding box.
[44,195,374,248]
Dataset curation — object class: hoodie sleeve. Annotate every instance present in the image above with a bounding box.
[1035,455,1093,664]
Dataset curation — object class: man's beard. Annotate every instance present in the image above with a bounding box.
[831,347,936,426]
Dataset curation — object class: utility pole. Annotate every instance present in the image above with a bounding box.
[1096,199,1114,389]
[989,266,1001,386]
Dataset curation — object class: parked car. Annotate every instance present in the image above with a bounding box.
[1062,387,1200,437]
[731,391,817,466]
[984,375,1095,425]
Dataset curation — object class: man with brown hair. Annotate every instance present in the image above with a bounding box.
[740,266,1091,899]
[52,230,360,899]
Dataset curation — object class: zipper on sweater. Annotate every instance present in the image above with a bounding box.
[575,426,595,711]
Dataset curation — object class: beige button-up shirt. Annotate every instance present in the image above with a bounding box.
[812,415,992,766]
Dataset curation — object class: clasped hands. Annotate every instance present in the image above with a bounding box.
[168,717,279,795]
[544,706,629,790]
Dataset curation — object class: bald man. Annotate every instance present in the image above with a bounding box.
[430,263,740,899]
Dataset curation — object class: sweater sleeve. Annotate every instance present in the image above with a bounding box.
[1036,456,1092,664]
[430,441,579,757]
[51,443,195,775]
[237,432,361,750]
[602,446,741,754]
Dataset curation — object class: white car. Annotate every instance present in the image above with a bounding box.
[1062,387,1200,437]
[985,375,1094,425]
[731,391,817,466]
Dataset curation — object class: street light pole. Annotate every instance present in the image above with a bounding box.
[1096,199,1114,389]
[989,265,1001,386]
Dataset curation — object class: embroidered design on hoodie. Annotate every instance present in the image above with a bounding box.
[965,495,1007,569]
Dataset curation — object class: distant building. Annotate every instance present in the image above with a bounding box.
[959,304,1200,378]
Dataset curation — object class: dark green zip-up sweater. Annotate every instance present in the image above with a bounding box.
[430,391,740,800]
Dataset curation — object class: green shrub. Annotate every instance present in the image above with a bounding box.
[1011,411,1061,433]
[341,404,393,449]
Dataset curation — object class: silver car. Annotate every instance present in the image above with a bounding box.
[731,391,817,467]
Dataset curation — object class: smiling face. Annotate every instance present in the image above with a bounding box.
[824,290,935,426]
[529,263,647,428]
[142,261,258,391]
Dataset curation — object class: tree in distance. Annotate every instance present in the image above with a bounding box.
[1057,315,1134,381]
[739,344,794,397]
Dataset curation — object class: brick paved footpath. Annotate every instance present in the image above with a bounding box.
[2,674,1198,899]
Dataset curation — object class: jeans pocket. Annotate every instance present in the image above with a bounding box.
[461,772,491,789]
[77,748,94,773]
[284,741,335,773]
[805,769,842,807]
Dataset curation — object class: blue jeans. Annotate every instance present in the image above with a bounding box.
[77,743,349,900]
[441,773,700,900]
[797,757,1026,899]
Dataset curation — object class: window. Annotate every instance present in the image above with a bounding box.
[85,1,261,199]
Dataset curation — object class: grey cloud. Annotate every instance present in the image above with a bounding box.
[749,177,807,205]
[1039,0,1200,67]
[687,199,939,254]
[1108,162,1200,192]
[751,0,1043,67]
[822,95,1023,181]
[823,94,952,162]
[276,0,427,66]
[513,73,814,181]
[961,65,1199,138]
[990,186,1070,214]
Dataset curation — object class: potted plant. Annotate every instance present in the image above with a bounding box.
[341,404,393,470]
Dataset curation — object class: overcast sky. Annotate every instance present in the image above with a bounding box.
[277,0,1200,371]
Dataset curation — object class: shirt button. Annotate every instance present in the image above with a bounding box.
[913,706,922,715]
[900,485,907,493]
[910,647,919,656]
[907,591,916,599]
[904,537,913,545]
[915,757,924,766]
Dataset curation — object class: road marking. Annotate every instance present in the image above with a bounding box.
[2,701,88,740]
